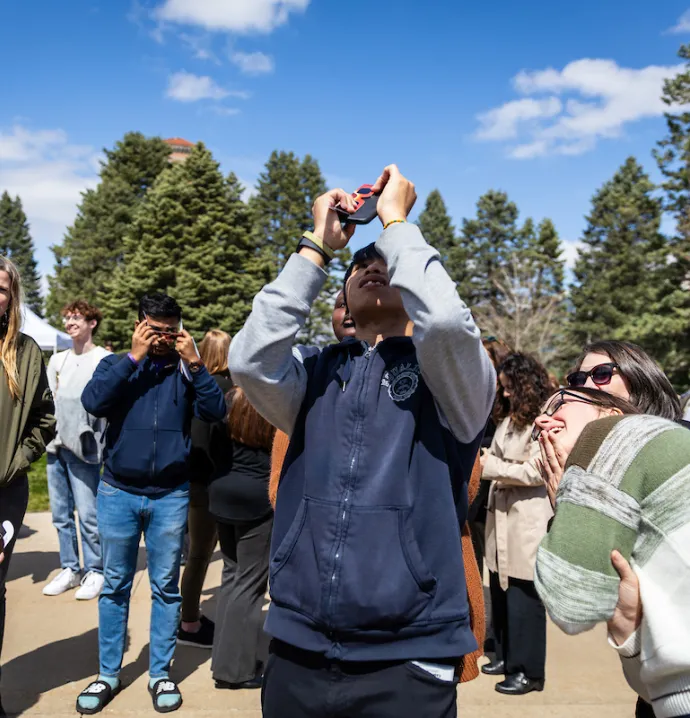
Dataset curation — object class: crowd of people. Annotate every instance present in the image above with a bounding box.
[0,165,688,718]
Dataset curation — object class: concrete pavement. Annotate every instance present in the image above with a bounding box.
[3,512,639,717]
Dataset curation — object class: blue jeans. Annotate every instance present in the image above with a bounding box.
[97,481,189,679]
[46,448,102,574]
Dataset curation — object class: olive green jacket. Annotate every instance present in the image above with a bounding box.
[0,333,56,487]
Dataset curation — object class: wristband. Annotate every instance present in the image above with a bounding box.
[383,219,407,230]
[127,352,140,366]
[298,236,332,266]
[302,231,335,260]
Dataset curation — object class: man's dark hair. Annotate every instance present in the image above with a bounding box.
[138,293,182,321]
[343,243,383,298]
[574,340,680,420]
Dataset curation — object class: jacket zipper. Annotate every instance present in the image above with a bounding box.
[326,345,374,634]
[151,380,158,479]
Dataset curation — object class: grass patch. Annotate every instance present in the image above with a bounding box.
[28,454,50,512]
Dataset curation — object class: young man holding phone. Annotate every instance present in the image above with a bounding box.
[229,165,495,717]
[76,293,226,715]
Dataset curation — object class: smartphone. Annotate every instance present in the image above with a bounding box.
[335,184,379,225]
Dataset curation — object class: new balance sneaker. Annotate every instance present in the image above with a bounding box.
[43,567,81,596]
[177,615,215,648]
[75,570,104,600]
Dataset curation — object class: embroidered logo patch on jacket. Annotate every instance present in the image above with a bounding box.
[381,362,420,402]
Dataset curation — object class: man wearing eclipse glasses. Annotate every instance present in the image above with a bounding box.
[76,293,226,715]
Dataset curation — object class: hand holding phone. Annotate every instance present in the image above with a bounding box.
[335,184,379,225]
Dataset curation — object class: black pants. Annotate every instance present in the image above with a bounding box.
[180,482,217,623]
[262,640,458,718]
[212,514,272,684]
[0,476,29,712]
[489,571,546,680]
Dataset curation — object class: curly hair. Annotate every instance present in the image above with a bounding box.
[61,300,103,335]
[496,353,553,430]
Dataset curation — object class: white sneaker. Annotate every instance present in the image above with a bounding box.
[43,567,81,596]
[75,571,104,601]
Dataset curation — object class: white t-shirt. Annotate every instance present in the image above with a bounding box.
[47,346,111,458]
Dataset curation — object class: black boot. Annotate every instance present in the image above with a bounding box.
[495,672,544,695]
[481,660,505,676]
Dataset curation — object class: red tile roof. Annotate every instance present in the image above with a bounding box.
[164,137,194,147]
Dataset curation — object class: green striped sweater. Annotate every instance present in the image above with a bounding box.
[534,415,690,718]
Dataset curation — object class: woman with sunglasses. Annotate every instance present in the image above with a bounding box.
[479,353,553,696]
[566,341,680,420]
[532,387,690,718]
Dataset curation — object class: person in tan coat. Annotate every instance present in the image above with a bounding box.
[480,353,553,695]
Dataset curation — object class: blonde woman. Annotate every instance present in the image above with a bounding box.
[0,256,55,716]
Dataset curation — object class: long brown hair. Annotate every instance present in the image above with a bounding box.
[0,256,23,400]
[496,353,553,430]
[198,329,231,376]
[227,386,275,451]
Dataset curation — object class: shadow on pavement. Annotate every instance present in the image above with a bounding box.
[6,551,60,585]
[2,627,99,716]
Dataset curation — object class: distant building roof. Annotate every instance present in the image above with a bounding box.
[164,137,194,148]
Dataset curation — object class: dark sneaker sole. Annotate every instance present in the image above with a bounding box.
[176,638,213,649]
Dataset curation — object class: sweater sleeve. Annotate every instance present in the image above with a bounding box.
[228,254,326,435]
[534,463,637,635]
[376,223,496,444]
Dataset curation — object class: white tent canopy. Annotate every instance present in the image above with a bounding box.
[21,308,71,353]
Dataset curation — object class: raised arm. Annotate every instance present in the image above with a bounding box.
[229,189,357,435]
[372,166,495,443]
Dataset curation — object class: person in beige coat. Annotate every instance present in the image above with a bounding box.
[480,353,553,696]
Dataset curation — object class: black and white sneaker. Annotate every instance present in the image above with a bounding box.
[177,615,214,648]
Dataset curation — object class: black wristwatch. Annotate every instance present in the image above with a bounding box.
[297,236,332,265]
[188,360,204,374]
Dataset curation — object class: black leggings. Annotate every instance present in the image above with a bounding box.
[0,476,29,703]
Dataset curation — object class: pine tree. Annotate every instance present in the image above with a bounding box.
[568,157,667,353]
[460,190,520,308]
[99,144,261,348]
[47,132,170,321]
[0,191,42,314]
[250,151,351,345]
[648,42,690,387]
[416,189,469,289]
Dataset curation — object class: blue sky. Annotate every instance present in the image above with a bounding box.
[2,0,690,283]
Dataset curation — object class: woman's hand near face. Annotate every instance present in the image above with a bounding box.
[537,429,567,508]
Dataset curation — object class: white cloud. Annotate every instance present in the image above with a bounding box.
[166,71,229,101]
[155,0,310,34]
[230,50,274,75]
[666,10,690,34]
[0,125,100,279]
[476,98,562,141]
[562,239,584,271]
[476,59,684,159]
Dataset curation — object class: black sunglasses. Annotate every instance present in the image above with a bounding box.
[531,389,602,441]
[566,362,619,388]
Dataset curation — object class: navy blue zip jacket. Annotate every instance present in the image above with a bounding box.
[229,223,496,662]
[82,353,226,496]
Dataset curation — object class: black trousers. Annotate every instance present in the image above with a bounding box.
[180,482,217,623]
[489,571,546,680]
[0,476,29,713]
[212,514,272,684]
[262,640,458,718]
